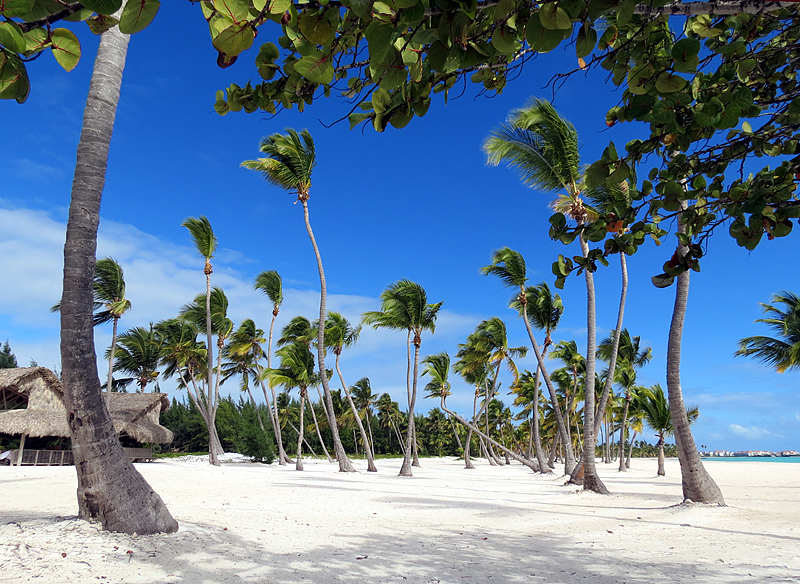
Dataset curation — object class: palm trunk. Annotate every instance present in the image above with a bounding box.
[531,363,551,473]
[626,430,636,468]
[579,234,608,494]
[666,225,724,503]
[60,12,177,534]
[399,339,421,476]
[296,391,306,471]
[308,391,333,463]
[301,199,354,472]
[520,302,576,473]
[245,387,265,431]
[618,392,631,472]
[259,378,290,465]
[448,414,463,451]
[657,435,666,476]
[336,352,377,471]
[441,398,538,472]
[106,316,118,392]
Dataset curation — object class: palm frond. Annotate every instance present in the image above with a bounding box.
[254,270,283,306]
[480,247,527,289]
[182,216,217,260]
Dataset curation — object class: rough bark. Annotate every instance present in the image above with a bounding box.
[301,199,354,472]
[634,0,793,16]
[60,14,177,534]
[666,251,725,504]
[579,234,608,494]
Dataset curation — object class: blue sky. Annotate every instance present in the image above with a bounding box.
[1,3,798,452]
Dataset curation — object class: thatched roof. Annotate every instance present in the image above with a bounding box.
[0,367,173,444]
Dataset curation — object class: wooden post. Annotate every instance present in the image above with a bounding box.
[16,434,26,467]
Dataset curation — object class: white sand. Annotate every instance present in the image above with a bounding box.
[1,457,798,583]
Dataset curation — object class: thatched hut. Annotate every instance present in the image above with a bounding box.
[0,367,173,465]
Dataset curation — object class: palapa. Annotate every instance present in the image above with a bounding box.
[0,367,173,444]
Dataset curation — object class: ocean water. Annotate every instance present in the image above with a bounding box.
[702,457,800,463]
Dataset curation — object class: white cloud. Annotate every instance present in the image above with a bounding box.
[729,424,781,439]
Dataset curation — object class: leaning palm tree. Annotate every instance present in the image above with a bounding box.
[362,280,443,476]
[735,291,800,373]
[482,248,574,474]
[56,5,177,533]
[243,130,354,472]
[484,100,607,493]
[322,312,377,471]
[635,384,699,477]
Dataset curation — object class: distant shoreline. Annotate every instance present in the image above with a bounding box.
[702,456,800,463]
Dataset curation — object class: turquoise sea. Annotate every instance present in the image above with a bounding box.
[702,457,800,463]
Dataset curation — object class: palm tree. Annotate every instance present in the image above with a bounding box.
[598,329,652,471]
[57,6,177,533]
[482,247,575,474]
[422,351,463,452]
[262,342,319,471]
[376,392,405,454]
[362,280,443,476]
[182,216,224,466]
[484,100,606,493]
[351,377,378,453]
[635,384,699,476]
[179,286,232,465]
[736,291,800,373]
[254,270,291,464]
[452,357,491,468]
[666,202,725,503]
[243,128,354,472]
[108,325,160,393]
[322,312,377,471]
[223,319,268,431]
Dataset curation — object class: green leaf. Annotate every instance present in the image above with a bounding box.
[575,22,596,59]
[294,51,334,84]
[651,273,674,288]
[627,64,654,95]
[80,0,123,15]
[212,22,255,57]
[539,3,571,30]
[655,71,688,94]
[526,18,564,53]
[365,21,393,63]
[50,29,81,72]
[298,10,335,45]
[86,15,120,35]
[0,0,35,18]
[119,0,160,34]
[266,0,290,14]
[615,0,635,26]
[585,160,609,191]
[0,50,29,103]
[348,112,372,130]
[671,38,700,73]
[491,26,520,54]
[212,0,249,22]
[0,22,26,54]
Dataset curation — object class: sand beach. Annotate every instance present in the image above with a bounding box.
[1,456,798,583]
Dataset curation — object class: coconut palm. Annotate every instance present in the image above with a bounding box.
[254,270,291,463]
[243,129,353,472]
[483,248,572,473]
[376,392,405,454]
[56,6,177,533]
[362,280,442,476]
[262,342,320,471]
[635,384,699,476]
[223,319,269,431]
[735,291,800,373]
[182,216,224,466]
[421,352,463,452]
[179,287,232,465]
[108,325,160,393]
[350,377,378,452]
[550,340,585,449]
[322,312,377,471]
[484,100,606,493]
[452,357,492,468]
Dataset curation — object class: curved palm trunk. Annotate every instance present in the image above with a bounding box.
[399,340,422,476]
[520,303,576,473]
[617,392,631,472]
[258,378,290,465]
[448,414,463,451]
[300,199,353,472]
[531,363,551,474]
[626,430,636,469]
[657,434,666,476]
[60,14,177,534]
[579,234,608,494]
[296,391,306,471]
[336,353,377,471]
[309,389,333,463]
[667,244,724,503]
[106,316,119,392]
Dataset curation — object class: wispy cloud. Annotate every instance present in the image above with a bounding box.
[729,424,781,439]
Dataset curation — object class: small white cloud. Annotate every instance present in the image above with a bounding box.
[729,424,781,439]
[11,159,64,182]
